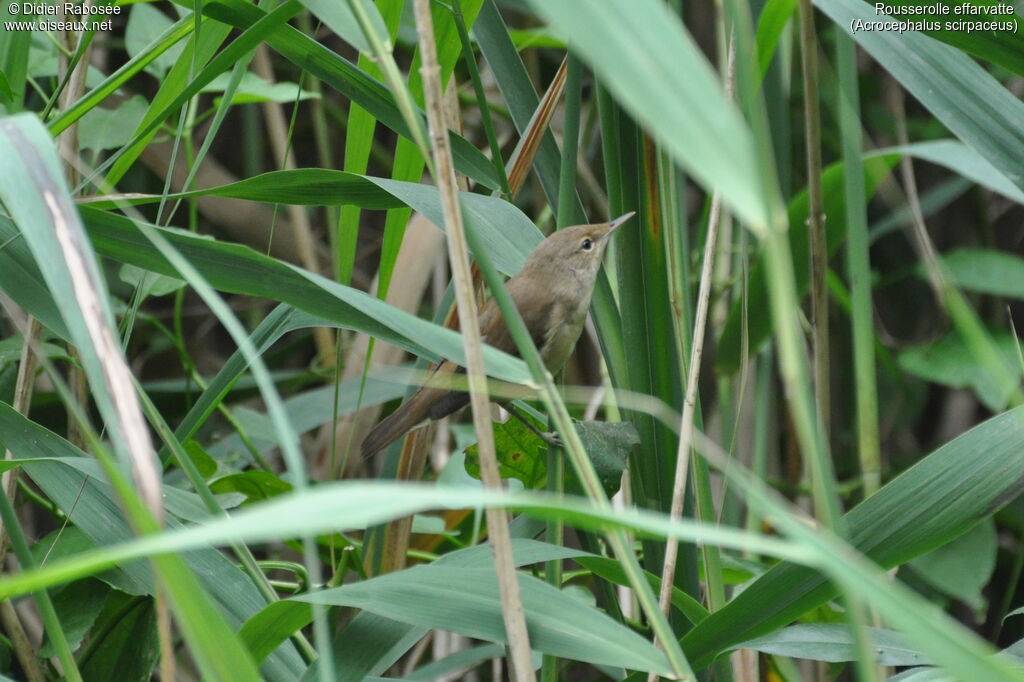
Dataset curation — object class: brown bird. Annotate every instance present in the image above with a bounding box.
[361,212,635,458]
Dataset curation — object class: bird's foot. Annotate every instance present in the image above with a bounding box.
[539,430,564,450]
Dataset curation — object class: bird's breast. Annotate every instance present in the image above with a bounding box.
[538,296,589,373]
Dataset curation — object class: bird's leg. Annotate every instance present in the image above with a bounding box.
[503,403,564,449]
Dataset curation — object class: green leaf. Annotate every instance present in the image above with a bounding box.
[294,565,673,676]
[898,329,1023,411]
[38,579,110,657]
[77,95,149,154]
[928,248,1024,300]
[79,206,531,384]
[756,0,797,79]
[241,539,588,667]
[909,517,996,612]
[125,3,185,78]
[202,71,318,105]
[731,624,930,667]
[31,528,141,596]
[84,169,540,275]
[465,416,548,489]
[182,440,217,479]
[79,592,159,682]
[118,263,185,299]
[571,420,639,497]
[210,471,293,503]
[465,419,637,493]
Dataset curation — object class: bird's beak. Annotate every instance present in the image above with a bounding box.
[607,211,636,235]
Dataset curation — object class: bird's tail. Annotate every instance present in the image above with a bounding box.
[361,388,437,458]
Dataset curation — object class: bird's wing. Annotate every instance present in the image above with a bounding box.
[477,277,554,356]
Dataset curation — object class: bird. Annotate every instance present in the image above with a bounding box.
[360,212,635,458]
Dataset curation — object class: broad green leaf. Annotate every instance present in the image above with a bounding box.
[465,419,637,493]
[465,417,548,488]
[522,0,770,231]
[928,248,1024,299]
[898,329,1023,411]
[756,0,797,78]
[210,471,293,503]
[77,95,149,154]
[732,624,930,667]
[83,169,541,275]
[909,517,996,612]
[201,71,318,105]
[38,579,109,657]
[78,206,532,384]
[125,3,185,78]
[680,406,1024,668]
[79,592,159,682]
[570,420,639,497]
[294,565,674,676]
[31,528,139,596]
[0,481,813,599]
[241,539,586,667]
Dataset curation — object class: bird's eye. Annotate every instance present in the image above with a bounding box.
[581,238,593,251]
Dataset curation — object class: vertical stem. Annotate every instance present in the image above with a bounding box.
[835,33,880,498]
[412,1,535,679]
[797,0,829,441]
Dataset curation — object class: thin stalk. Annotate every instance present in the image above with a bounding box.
[835,32,880,497]
[797,0,829,440]
[412,1,535,679]
[744,350,772,547]
[451,0,510,197]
